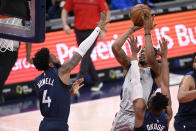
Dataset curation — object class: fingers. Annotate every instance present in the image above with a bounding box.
[138,45,141,53]
[105,20,110,25]
[152,15,155,22]
[152,24,157,29]
[78,78,84,82]
[157,48,162,56]
[79,84,84,89]
[100,12,107,21]
[135,36,138,43]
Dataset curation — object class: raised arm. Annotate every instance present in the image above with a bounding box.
[58,13,108,84]
[61,8,71,34]
[143,14,161,78]
[112,25,142,69]
[177,75,196,103]
[128,36,146,128]
[99,9,110,40]
[26,42,33,64]
[159,38,173,122]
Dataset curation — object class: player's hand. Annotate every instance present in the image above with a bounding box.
[97,12,110,30]
[70,78,84,95]
[158,38,168,58]
[130,24,143,33]
[143,14,157,33]
[127,35,141,59]
[27,58,33,64]
[63,24,71,34]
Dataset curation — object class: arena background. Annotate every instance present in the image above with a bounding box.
[2,0,196,100]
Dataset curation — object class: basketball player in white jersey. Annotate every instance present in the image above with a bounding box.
[111,15,160,130]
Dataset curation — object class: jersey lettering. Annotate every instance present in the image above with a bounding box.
[37,77,54,88]
[146,123,165,131]
[42,90,51,108]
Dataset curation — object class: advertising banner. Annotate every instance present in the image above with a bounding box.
[5,10,196,85]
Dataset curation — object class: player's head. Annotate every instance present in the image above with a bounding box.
[193,52,196,72]
[148,92,168,113]
[139,47,158,66]
[33,48,61,71]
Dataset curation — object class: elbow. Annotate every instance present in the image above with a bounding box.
[133,99,146,113]
[177,94,186,103]
[112,44,118,54]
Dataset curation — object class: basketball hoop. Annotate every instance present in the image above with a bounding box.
[0,18,21,52]
[0,38,15,52]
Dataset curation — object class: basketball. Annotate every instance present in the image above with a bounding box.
[130,4,151,26]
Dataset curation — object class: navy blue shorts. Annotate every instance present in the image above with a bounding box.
[174,118,196,131]
[39,119,68,131]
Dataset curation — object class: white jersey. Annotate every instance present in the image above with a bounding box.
[112,64,157,131]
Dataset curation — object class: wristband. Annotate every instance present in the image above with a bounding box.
[130,27,135,32]
[145,33,151,36]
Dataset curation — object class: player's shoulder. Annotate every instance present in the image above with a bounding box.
[183,74,195,83]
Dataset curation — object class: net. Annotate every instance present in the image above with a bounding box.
[0,17,21,52]
[0,0,45,43]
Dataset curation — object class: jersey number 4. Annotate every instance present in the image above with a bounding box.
[42,90,51,108]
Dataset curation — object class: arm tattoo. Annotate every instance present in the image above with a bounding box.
[61,53,82,73]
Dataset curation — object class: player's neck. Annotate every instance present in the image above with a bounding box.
[150,109,162,117]
[139,63,149,68]
[193,69,196,75]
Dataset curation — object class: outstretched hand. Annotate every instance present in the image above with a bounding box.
[143,13,157,33]
[97,12,110,30]
[70,78,84,95]
[158,38,168,58]
[130,24,143,32]
[127,36,141,59]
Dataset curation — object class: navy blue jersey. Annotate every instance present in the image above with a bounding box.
[175,71,196,124]
[134,110,168,131]
[34,68,71,121]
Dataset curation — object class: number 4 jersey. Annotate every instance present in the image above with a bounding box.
[34,68,71,121]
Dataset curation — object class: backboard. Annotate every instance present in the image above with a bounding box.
[0,0,45,43]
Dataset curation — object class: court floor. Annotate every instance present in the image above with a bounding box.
[0,85,179,131]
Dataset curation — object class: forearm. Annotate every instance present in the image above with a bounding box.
[76,27,101,57]
[61,9,68,25]
[61,53,82,73]
[160,57,171,106]
[104,10,110,32]
[178,90,196,103]
[113,28,134,50]
[145,33,156,64]
[112,29,134,68]
[26,43,32,59]
[161,57,169,87]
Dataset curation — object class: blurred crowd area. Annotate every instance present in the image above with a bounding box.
[46,0,175,20]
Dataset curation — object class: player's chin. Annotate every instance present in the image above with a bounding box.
[54,62,62,69]
[139,60,146,66]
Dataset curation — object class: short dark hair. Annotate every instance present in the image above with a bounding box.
[151,92,168,112]
[193,52,196,58]
[154,47,158,58]
[33,48,50,71]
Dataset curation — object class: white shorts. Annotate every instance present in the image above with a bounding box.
[112,108,135,131]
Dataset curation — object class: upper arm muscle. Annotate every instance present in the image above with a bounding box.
[58,53,82,84]
[112,47,130,68]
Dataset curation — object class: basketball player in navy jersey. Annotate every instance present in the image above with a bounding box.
[174,53,196,131]
[132,38,172,131]
[33,13,108,131]
[111,14,161,130]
